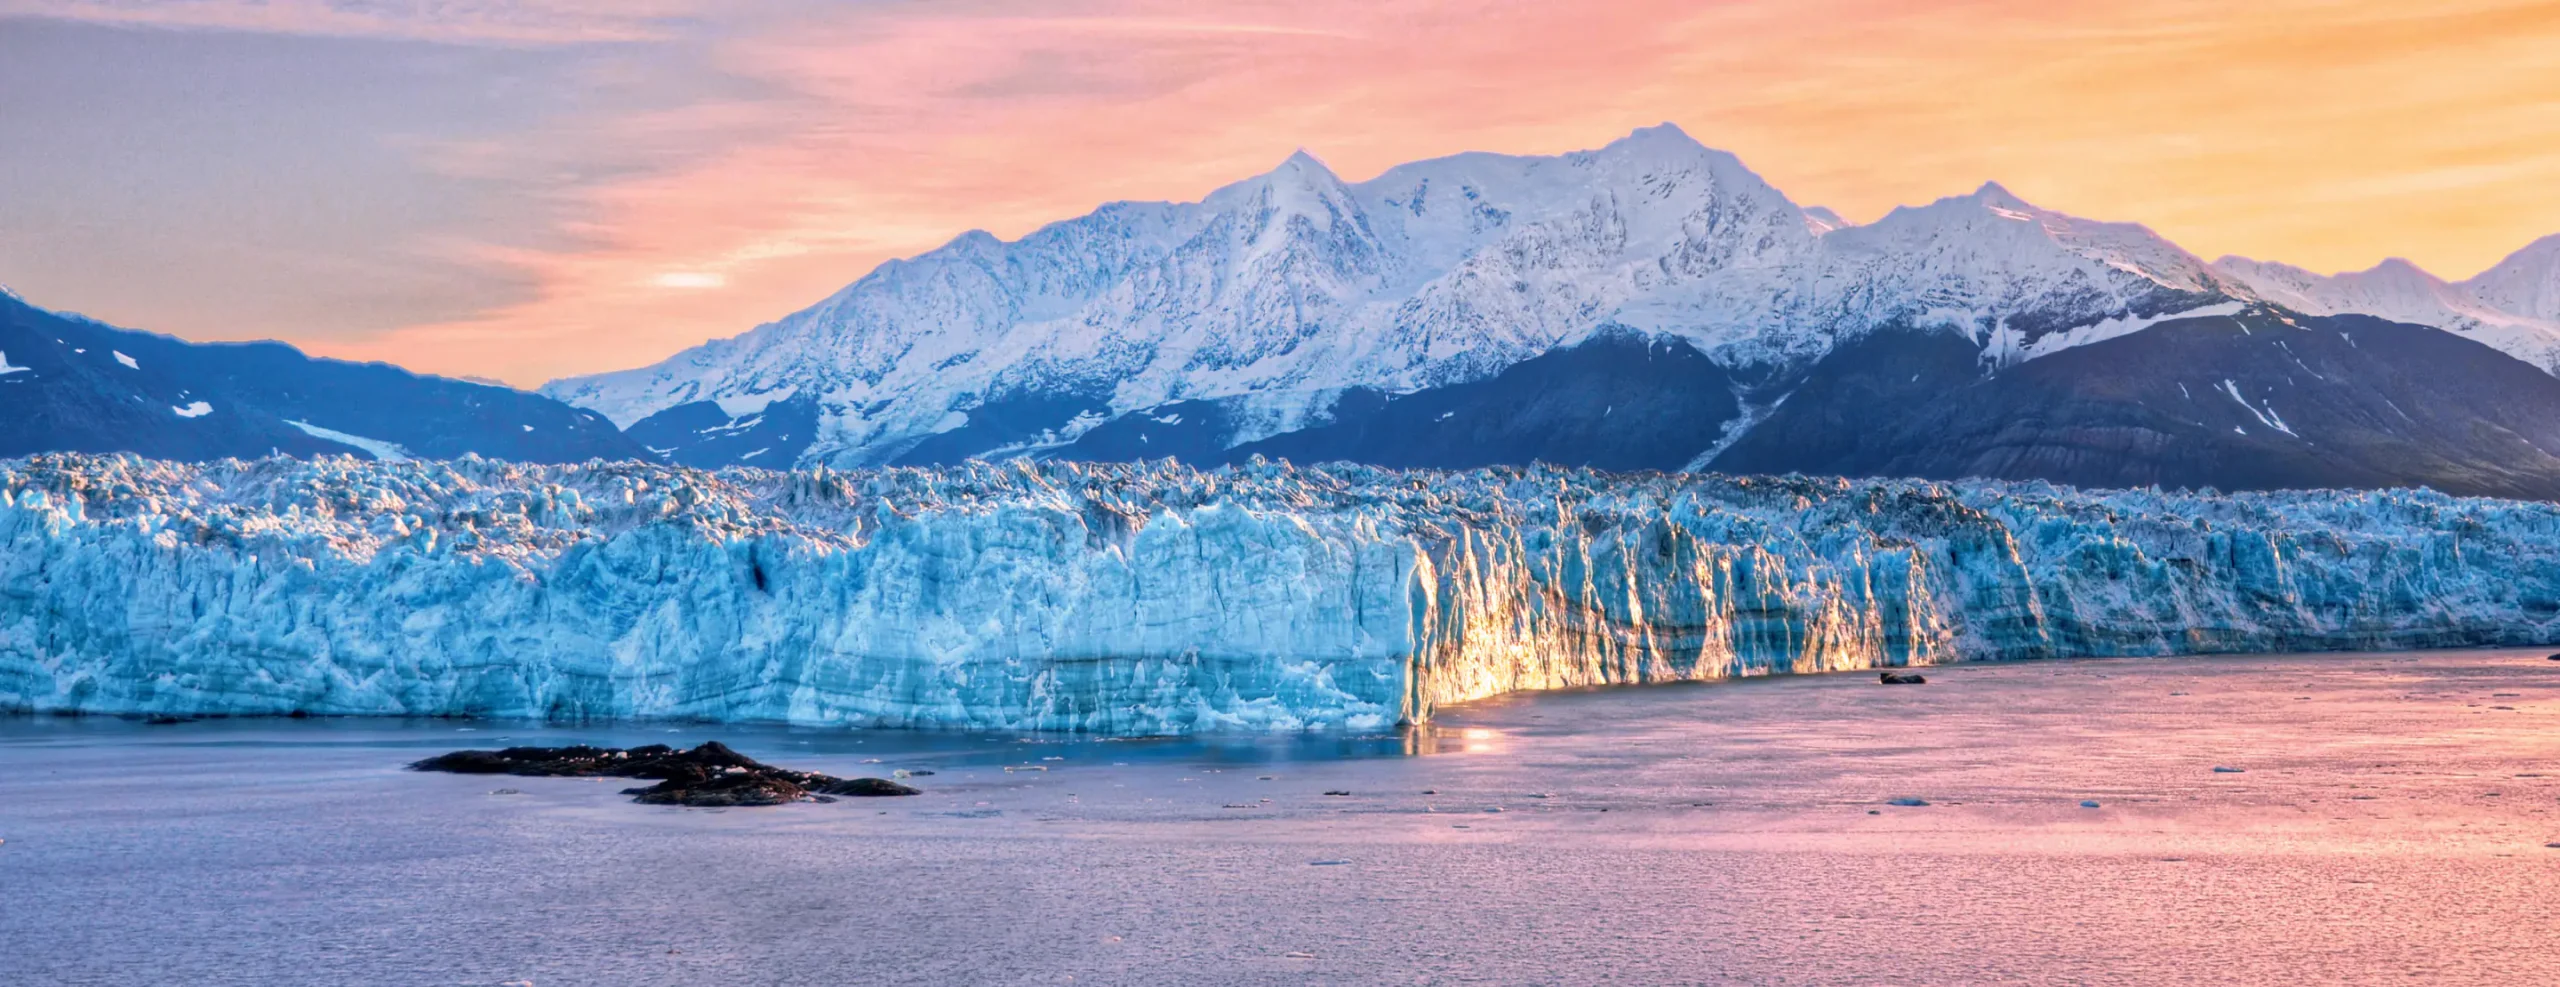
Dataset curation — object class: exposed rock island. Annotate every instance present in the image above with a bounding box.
[410,741,919,806]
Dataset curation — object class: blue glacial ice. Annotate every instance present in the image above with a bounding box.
[3,453,2556,735]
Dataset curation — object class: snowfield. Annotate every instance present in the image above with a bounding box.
[4,453,2556,734]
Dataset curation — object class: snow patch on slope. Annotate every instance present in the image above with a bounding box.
[2219,379,2298,438]
[284,420,411,462]
[1997,301,2249,364]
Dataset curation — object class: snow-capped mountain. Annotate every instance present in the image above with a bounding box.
[1,291,647,464]
[545,125,2250,470]
[2211,246,2560,374]
[536,125,2560,498]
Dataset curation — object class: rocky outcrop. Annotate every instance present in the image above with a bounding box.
[409,741,919,807]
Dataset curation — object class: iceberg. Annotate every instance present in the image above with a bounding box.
[3,453,2556,735]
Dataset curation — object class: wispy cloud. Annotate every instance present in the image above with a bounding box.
[0,0,712,44]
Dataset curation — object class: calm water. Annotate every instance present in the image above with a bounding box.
[5,649,2559,986]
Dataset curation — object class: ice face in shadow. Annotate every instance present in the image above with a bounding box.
[3,453,2556,735]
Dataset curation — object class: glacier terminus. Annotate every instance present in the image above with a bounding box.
[5,453,2554,736]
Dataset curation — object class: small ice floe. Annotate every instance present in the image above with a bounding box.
[2212,766,2247,773]
[1886,798,1930,807]
[2080,800,2102,808]
[1323,790,1351,796]
[1307,860,1348,867]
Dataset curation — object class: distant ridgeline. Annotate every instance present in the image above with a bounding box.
[4,455,2556,734]
[0,291,645,465]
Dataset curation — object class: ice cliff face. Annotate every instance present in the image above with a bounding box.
[5,453,2556,734]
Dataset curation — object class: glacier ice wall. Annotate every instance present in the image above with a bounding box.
[4,453,2557,734]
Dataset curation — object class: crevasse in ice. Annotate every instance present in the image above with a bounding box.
[3,453,2555,734]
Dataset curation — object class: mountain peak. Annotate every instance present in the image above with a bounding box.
[1620,121,1698,144]
[1593,122,1715,165]
[1276,148,1338,179]
[2465,233,2560,320]
[1280,146,1341,170]
[1967,181,2037,211]
[2357,257,2446,285]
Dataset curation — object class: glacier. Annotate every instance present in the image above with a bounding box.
[4,452,2557,735]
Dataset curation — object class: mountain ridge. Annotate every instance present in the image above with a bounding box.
[552,124,2378,475]
[1,292,649,464]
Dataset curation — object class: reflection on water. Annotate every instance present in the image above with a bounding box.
[0,710,1446,767]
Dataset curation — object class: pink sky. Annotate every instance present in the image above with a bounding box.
[7,0,2559,385]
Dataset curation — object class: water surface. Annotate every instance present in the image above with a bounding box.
[5,649,2558,985]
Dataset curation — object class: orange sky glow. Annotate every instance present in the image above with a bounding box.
[10,0,2560,386]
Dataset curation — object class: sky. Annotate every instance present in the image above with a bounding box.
[3,1,2558,387]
